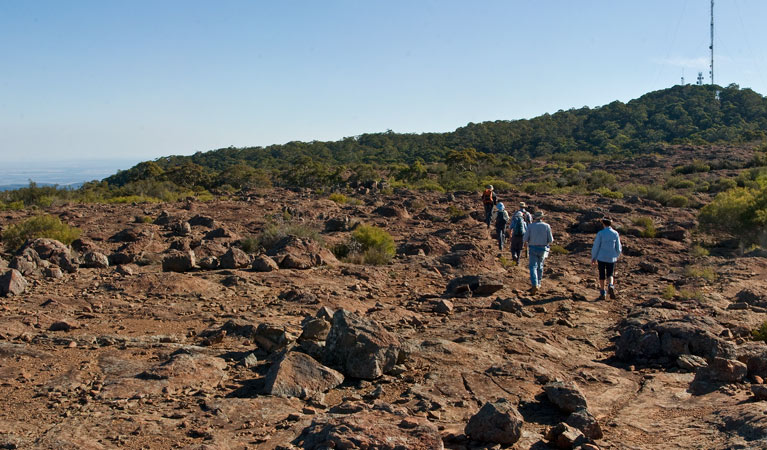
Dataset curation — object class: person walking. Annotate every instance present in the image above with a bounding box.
[516,202,533,224]
[491,202,510,252]
[509,211,527,264]
[480,185,497,229]
[523,211,553,294]
[591,217,622,300]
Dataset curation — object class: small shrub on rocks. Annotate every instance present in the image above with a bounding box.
[328,193,347,204]
[633,217,656,238]
[1,215,81,251]
[351,225,395,265]
[661,284,677,300]
[752,322,767,342]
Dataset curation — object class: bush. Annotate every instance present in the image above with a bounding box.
[350,224,395,265]
[752,322,767,342]
[673,160,710,174]
[683,265,716,282]
[667,195,689,208]
[690,244,709,258]
[328,193,347,204]
[1,215,81,251]
[256,222,323,251]
[549,244,570,255]
[447,205,468,221]
[633,217,657,238]
[240,235,259,253]
[661,283,677,300]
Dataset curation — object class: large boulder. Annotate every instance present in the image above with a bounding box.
[615,308,734,364]
[262,351,344,399]
[162,250,196,273]
[81,251,110,269]
[445,275,504,297]
[690,357,748,394]
[22,238,78,273]
[251,254,279,272]
[109,227,152,243]
[9,249,39,275]
[566,408,603,440]
[464,399,524,445]
[218,247,250,269]
[323,309,401,380]
[267,236,338,270]
[254,324,294,353]
[545,381,588,414]
[545,422,587,450]
[0,269,28,297]
[295,409,443,450]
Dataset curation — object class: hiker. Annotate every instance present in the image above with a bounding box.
[510,210,527,264]
[591,217,622,300]
[480,185,497,228]
[491,202,510,251]
[523,211,553,294]
[515,202,533,224]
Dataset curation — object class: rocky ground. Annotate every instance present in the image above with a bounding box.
[2,148,767,449]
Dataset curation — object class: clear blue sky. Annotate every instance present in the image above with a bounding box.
[1,0,766,165]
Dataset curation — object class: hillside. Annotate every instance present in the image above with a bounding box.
[2,140,767,448]
[103,83,767,191]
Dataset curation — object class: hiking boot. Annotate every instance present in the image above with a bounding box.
[530,286,538,295]
[597,292,606,301]
[608,286,616,299]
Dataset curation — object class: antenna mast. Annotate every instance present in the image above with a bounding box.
[709,0,714,85]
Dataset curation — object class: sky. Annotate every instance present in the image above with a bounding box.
[1,0,766,171]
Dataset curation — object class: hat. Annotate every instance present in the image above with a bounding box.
[519,202,526,208]
[487,185,494,190]
[533,211,544,219]
[497,202,505,210]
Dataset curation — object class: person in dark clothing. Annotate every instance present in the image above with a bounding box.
[509,210,527,264]
[491,202,510,251]
[480,185,497,228]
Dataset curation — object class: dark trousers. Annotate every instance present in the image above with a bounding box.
[511,234,524,262]
[484,204,494,227]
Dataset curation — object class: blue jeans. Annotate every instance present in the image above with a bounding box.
[529,246,547,287]
[496,227,506,251]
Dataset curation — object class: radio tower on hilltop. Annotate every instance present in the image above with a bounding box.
[709,0,714,85]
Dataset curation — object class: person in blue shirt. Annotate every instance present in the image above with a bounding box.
[591,217,622,300]
[523,210,554,294]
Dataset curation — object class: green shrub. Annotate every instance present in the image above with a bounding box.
[135,215,154,224]
[690,244,709,258]
[673,160,710,174]
[329,193,347,204]
[106,195,162,204]
[586,170,616,189]
[633,217,657,238]
[667,195,689,208]
[256,222,323,251]
[1,215,81,251]
[240,235,259,253]
[752,322,767,342]
[661,284,677,300]
[683,265,716,282]
[549,244,570,255]
[665,176,696,189]
[447,205,468,221]
[351,224,395,265]
[593,187,624,199]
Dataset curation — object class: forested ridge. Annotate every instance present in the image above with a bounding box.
[105,83,767,190]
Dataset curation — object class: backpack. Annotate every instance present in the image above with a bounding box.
[496,210,509,229]
[512,214,526,235]
[482,189,494,205]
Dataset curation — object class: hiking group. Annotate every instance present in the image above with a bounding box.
[480,185,622,299]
